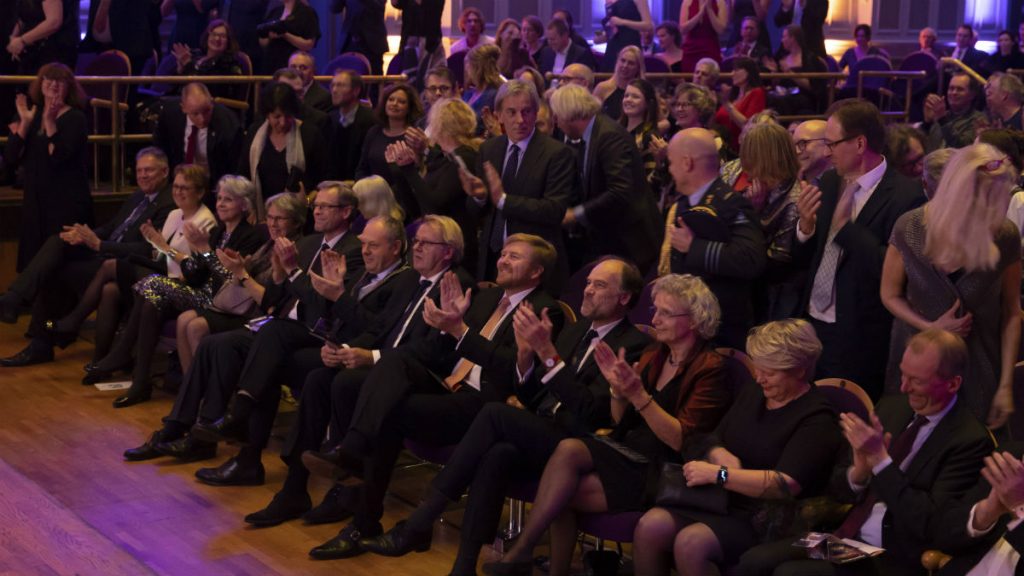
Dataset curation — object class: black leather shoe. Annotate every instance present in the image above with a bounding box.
[42,320,77,349]
[481,561,534,575]
[113,390,151,408]
[244,491,312,527]
[190,412,249,445]
[123,430,173,461]
[360,520,432,557]
[309,522,378,560]
[155,435,217,462]
[0,292,20,324]
[302,484,355,525]
[82,359,134,385]
[195,457,265,486]
[302,446,363,479]
[0,342,54,367]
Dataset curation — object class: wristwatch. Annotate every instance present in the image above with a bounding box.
[542,354,561,369]
[716,466,729,486]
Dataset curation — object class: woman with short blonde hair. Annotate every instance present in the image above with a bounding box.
[746,318,822,380]
[881,143,1021,428]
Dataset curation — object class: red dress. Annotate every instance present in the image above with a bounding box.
[713,87,767,150]
[678,0,722,73]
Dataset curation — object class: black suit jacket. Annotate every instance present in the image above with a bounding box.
[260,230,365,327]
[473,131,576,292]
[327,105,378,181]
[829,395,993,572]
[537,43,598,76]
[517,318,650,435]
[935,442,1024,575]
[774,0,828,58]
[958,46,990,76]
[575,114,662,273]
[239,118,327,196]
[794,166,925,386]
[668,177,767,348]
[153,100,243,188]
[408,285,566,404]
[331,0,388,58]
[95,183,176,259]
[304,81,333,114]
[329,263,417,343]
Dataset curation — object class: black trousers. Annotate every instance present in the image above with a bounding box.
[432,403,566,549]
[280,364,371,464]
[164,328,254,429]
[735,537,915,576]
[810,317,888,401]
[10,235,102,338]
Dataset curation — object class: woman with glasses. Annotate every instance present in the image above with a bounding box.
[482,274,731,576]
[881,143,1021,429]
[385,97,482,276]
[170,19,245,100]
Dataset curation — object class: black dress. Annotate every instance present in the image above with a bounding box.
[356,125,404,184]
[259,3,321,74]
[601,87,626,120]
[670,382,841,559]
[601,0,642,72]
[14,0,79,73]
[180,52,245,100]
[166,0,217,51]
[5,108,92,270]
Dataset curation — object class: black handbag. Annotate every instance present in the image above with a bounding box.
[654,462,729,514]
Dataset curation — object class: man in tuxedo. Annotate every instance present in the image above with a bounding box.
[951,24,989,76]
[663,127,767,350]
[725,16,772,62]
[152,83,242,196]
[922,72,985,151]
[537,18,597,78]
[550,84,662,274]
[242,215,472,527]
[793,99,924,398]
[737,329,994,575]
[330,0,388,76]
[985,72,1024,131]
[288,51,332,113]
[121,182,365,466]
[326,70,376,181]
[774,0,828,59]
[305,234,566,560]
[931,443,1024,576]
[463,80,575,293]
[793,120,832,185]
[360,257,650,573]
[0,147,175,366]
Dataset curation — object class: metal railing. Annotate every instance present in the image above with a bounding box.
[0,74,406,192]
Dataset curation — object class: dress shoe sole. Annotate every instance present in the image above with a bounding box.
[154,445,218,462]
[195,470,265,487]
[308,545,366,560]
[123,447,164,462]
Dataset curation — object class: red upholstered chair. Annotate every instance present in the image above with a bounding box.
[326,52,372,77]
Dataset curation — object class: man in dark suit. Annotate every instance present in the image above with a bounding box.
[242,215,473,526]
[931,442,1024,575]
[152,83,243,196]
[463,80,576,293]
[774,0,828,59]
[737,329,994,576]
[360,257,650,573]
[331,0,388,76]
[985,72,1024,131]
[537,18,597,77]
[326,70,377,181]
[289,51,333,113]
[793,99,925,399]
[725,16,773,62]
[664,127,767,350]
[951,24,990,76]
[0,147,175,366]
[305,234,566,560]
[121,182,365,465]
[550,84,662,275]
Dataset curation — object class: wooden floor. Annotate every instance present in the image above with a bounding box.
[0,317,531,576]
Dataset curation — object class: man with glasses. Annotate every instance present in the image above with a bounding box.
[922,72,984,151]
[792,119,832,185]
[288,51,332,113]
[420,67,458,123]
[885,124,927,180]
[326,70,375,181]
[793,99,924,399]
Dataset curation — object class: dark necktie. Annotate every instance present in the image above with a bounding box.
[355,272,379,300]
[834,414,929,539]
[568,138,587,189]
[110,196,153,243]
[386,279,433,348]
[185,124,198,164]
[310,243,329,276]
[490,144,520,252]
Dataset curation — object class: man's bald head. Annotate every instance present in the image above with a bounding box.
[668,128,720,191]
[794,119,826,140]
[793,119,831,181]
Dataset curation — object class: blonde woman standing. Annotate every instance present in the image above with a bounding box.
[880,143,1021,429]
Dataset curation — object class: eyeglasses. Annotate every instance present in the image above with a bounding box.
[794,138,827,153]
[650,306,692,319]
[825,135,858,151]
[312,202,345,210]
[412,238,448,248]
[425,85,453,94]
[172,184,197,192]
[980,155,1011,172]
[671,101,695,110]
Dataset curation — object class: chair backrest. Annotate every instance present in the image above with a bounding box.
[899,50,939,73]
[719,55,737,73]
[577,510,645,543]
[853,55,893,90]
[235,51,254,102]
[815,378,873,422]
[715,347,757,396]
[592,50,605,71]
[626,275,656,326]
[644,55,670,74]
[446,50,467,88]
[326,52,371,77]
[80,49,132,101]
[144,54,181,98]
[557,300,577,325]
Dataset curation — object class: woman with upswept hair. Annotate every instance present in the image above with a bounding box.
[881,143,1022,429]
